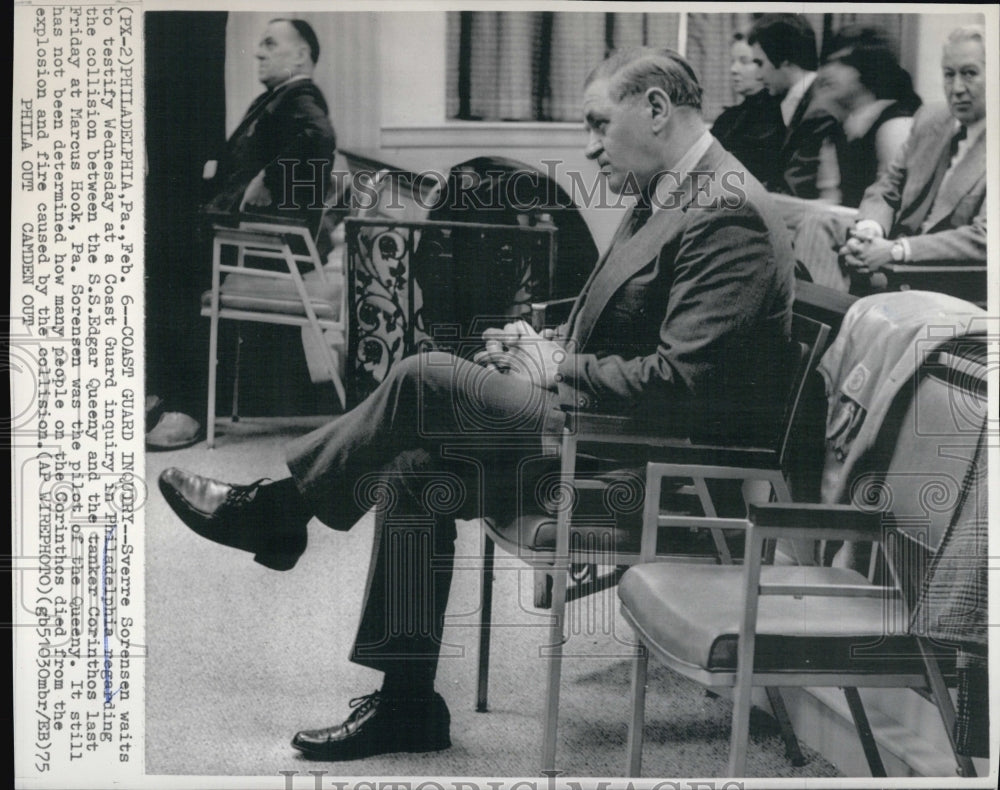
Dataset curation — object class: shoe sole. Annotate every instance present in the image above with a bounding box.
[290,736,451,761]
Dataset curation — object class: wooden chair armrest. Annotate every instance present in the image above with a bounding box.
[212,224,290,247]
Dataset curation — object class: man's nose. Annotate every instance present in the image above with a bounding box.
[584,136,602,160]
[951,76,967,94]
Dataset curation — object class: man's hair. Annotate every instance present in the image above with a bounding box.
[585,47,703,111]
[749,14,818,72]
[946,24,985,52]
[270,17,321,63]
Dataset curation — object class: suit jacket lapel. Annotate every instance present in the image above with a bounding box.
[781,83,813,149]
[563,211,634,338]
[230,80,305,143]
[923,131,985,230]
[568,141,728,351]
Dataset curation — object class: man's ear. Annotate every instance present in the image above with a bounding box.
[645,87,672,132]
[295,42,311,68]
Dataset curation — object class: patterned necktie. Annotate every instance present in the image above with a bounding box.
[629,201,654,237]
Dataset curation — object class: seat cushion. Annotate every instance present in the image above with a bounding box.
[619,563,939,673]
[201,266,342,320]
[484,469,745,560]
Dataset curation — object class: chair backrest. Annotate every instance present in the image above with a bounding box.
[343,216,557,405]
[775,313,831,468]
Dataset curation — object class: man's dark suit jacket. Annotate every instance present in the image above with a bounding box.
[204,77,337,236]
[554,138,796,446]
[771,81,839,200]
[858,105,986,265]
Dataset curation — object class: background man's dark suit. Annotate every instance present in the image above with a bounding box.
[147,67,339,423]
[281,139,796,677]
[772,82,839,200]
[857,105,985,264]
[204,77,337,242]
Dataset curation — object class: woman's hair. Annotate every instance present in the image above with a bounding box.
[823,25,922,112]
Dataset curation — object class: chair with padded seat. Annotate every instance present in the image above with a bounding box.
[201,221,347,448]
[619,337,987,777]
[200,153,357,448]
[475,313,832,771]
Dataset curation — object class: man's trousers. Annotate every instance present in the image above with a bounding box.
[284,352,567,679]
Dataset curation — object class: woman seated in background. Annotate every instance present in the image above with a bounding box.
[815,25,922,208]
[711,31,784,188]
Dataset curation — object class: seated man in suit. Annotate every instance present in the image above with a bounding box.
[202,18,338,238]
[797,25,986,291]
[147,18,339,450]
[158,47,795,760]
[840,26,986,277]
[749,14,840,200]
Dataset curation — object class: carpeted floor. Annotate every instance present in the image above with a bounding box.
[145,418,842,779]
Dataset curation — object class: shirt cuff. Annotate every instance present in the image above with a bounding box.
[898,237,912,263]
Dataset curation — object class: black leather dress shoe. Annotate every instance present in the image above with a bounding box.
[158,468,306,571]
[291,691,451,760]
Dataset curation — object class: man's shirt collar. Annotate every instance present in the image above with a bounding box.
[960,117,986,142]
[269,73,310,92]
[650,129,714,213]
[780,71,816,127]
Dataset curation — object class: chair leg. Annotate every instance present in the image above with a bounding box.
[534,568,553,609]
[540,562,567,772]
[843,687,887,777]
[917,639,977,777]
[765,687,806,766]
[206,301,220,449]
[476,535,496,713]
[230,328,242,422]
[626,642,648,776]
[728,677,753,777]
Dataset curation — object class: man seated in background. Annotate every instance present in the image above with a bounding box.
[201,18,337,238]
[796,25,986,292]
[157,47,796,760]
[147,18,338,449]
[749,14,840,201]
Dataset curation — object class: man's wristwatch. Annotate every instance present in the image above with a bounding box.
[890,241,906,263]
